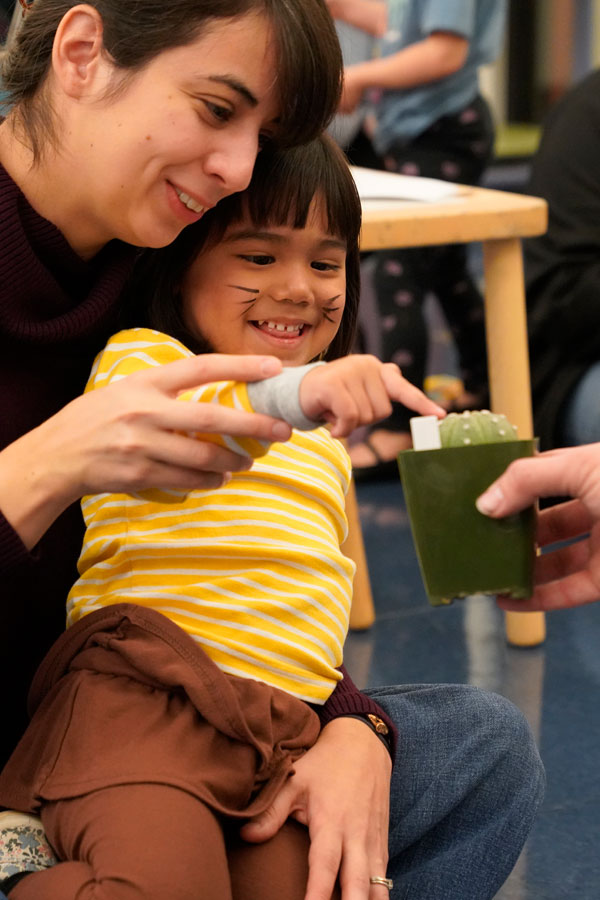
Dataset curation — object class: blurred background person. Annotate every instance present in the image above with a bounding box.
[525,68,600,452]
[328,0,507,480]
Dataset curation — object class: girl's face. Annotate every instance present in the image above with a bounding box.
[56,13,280,258]
[182,199,347,365]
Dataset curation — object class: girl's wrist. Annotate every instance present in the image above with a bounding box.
[247,361,326,430]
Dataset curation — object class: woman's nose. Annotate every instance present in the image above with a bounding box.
[205,132,260,195]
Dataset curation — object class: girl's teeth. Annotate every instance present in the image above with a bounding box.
[258,321,302,333]
[176,189,204,214]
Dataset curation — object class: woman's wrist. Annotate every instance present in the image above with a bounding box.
[342,713,393,754]
[0,425,79,550]
[317,664,398,758]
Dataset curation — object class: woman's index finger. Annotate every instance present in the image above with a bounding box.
[149,353,283,394]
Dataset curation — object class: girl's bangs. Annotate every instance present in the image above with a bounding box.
[244,139,362,248]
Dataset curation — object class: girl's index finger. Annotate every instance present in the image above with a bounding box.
[148,354,283,395]
[381,366,446,418]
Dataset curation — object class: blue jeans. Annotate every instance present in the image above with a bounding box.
[0,685,544,900]
[562,362,600,445]
[366,684,545,900]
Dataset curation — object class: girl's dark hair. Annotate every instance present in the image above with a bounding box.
[2,0,342,160]
[124,133,362,361]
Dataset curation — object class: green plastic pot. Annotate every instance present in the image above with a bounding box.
[397,440,537,606]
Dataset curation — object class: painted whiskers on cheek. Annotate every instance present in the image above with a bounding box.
[322,294,342,324]
[227,284,259,315]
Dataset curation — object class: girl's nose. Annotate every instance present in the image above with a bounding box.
[271,271,313,305]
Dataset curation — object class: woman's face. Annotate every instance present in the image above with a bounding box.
[181,198,347,366]
[61,13,280,257]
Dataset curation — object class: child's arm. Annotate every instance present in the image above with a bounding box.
[297,355,445,438]
[325,0,387,37]
[340,31,469,114]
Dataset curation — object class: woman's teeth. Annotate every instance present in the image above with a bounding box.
[257,321,303,334]
[175,188,204,215]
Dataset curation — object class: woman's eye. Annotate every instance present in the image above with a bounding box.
[204,101,232,124]
[241,255,274,266]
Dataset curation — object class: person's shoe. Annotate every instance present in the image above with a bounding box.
[0,872,32,896]
[0,811,57,880]
[350,429,412,482]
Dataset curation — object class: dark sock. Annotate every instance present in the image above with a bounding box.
[0,871,32,895]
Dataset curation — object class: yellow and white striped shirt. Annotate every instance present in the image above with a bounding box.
[67,329,355,704]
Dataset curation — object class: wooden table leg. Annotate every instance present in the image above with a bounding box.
[343,476,376,630]
[482,237,546,647]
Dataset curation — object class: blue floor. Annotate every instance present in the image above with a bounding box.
[346,478,600,900]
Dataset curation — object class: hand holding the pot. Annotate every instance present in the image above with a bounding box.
[476,444,600,611]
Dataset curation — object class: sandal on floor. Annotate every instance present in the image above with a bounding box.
[351,434,403,483]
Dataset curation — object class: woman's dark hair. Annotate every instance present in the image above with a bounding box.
[124,133,362,361]
[2,0,342,160]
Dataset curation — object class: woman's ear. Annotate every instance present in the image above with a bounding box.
[51,4,106,98]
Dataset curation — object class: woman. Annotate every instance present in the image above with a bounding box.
[0,3,544,898]
[0,0,342,761]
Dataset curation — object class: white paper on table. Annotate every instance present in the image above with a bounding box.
[351,166,462,203]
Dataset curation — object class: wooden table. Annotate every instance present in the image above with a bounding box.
[349,176,548,647]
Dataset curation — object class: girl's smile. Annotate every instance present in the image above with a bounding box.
[182,199,347,366]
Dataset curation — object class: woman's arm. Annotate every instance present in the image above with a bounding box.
[0,353,291,552]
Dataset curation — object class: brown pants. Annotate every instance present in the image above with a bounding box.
[0,606,335,899]
[12,784,339,900]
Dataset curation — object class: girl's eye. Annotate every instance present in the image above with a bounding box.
[312,261,341,271]
[241,255,274,266]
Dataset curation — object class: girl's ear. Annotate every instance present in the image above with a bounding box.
[51,4,106,99]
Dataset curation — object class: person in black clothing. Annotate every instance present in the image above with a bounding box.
[525,68,600,451]
[0,1,14,45]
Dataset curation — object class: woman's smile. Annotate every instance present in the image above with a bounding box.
[167,183,209,225]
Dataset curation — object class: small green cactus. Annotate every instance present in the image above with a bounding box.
[439,410,518,448]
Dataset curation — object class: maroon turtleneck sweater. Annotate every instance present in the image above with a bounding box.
[0,164,137,766]
[0,165,396,769]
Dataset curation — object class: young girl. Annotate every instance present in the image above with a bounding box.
[0,134,444,900]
